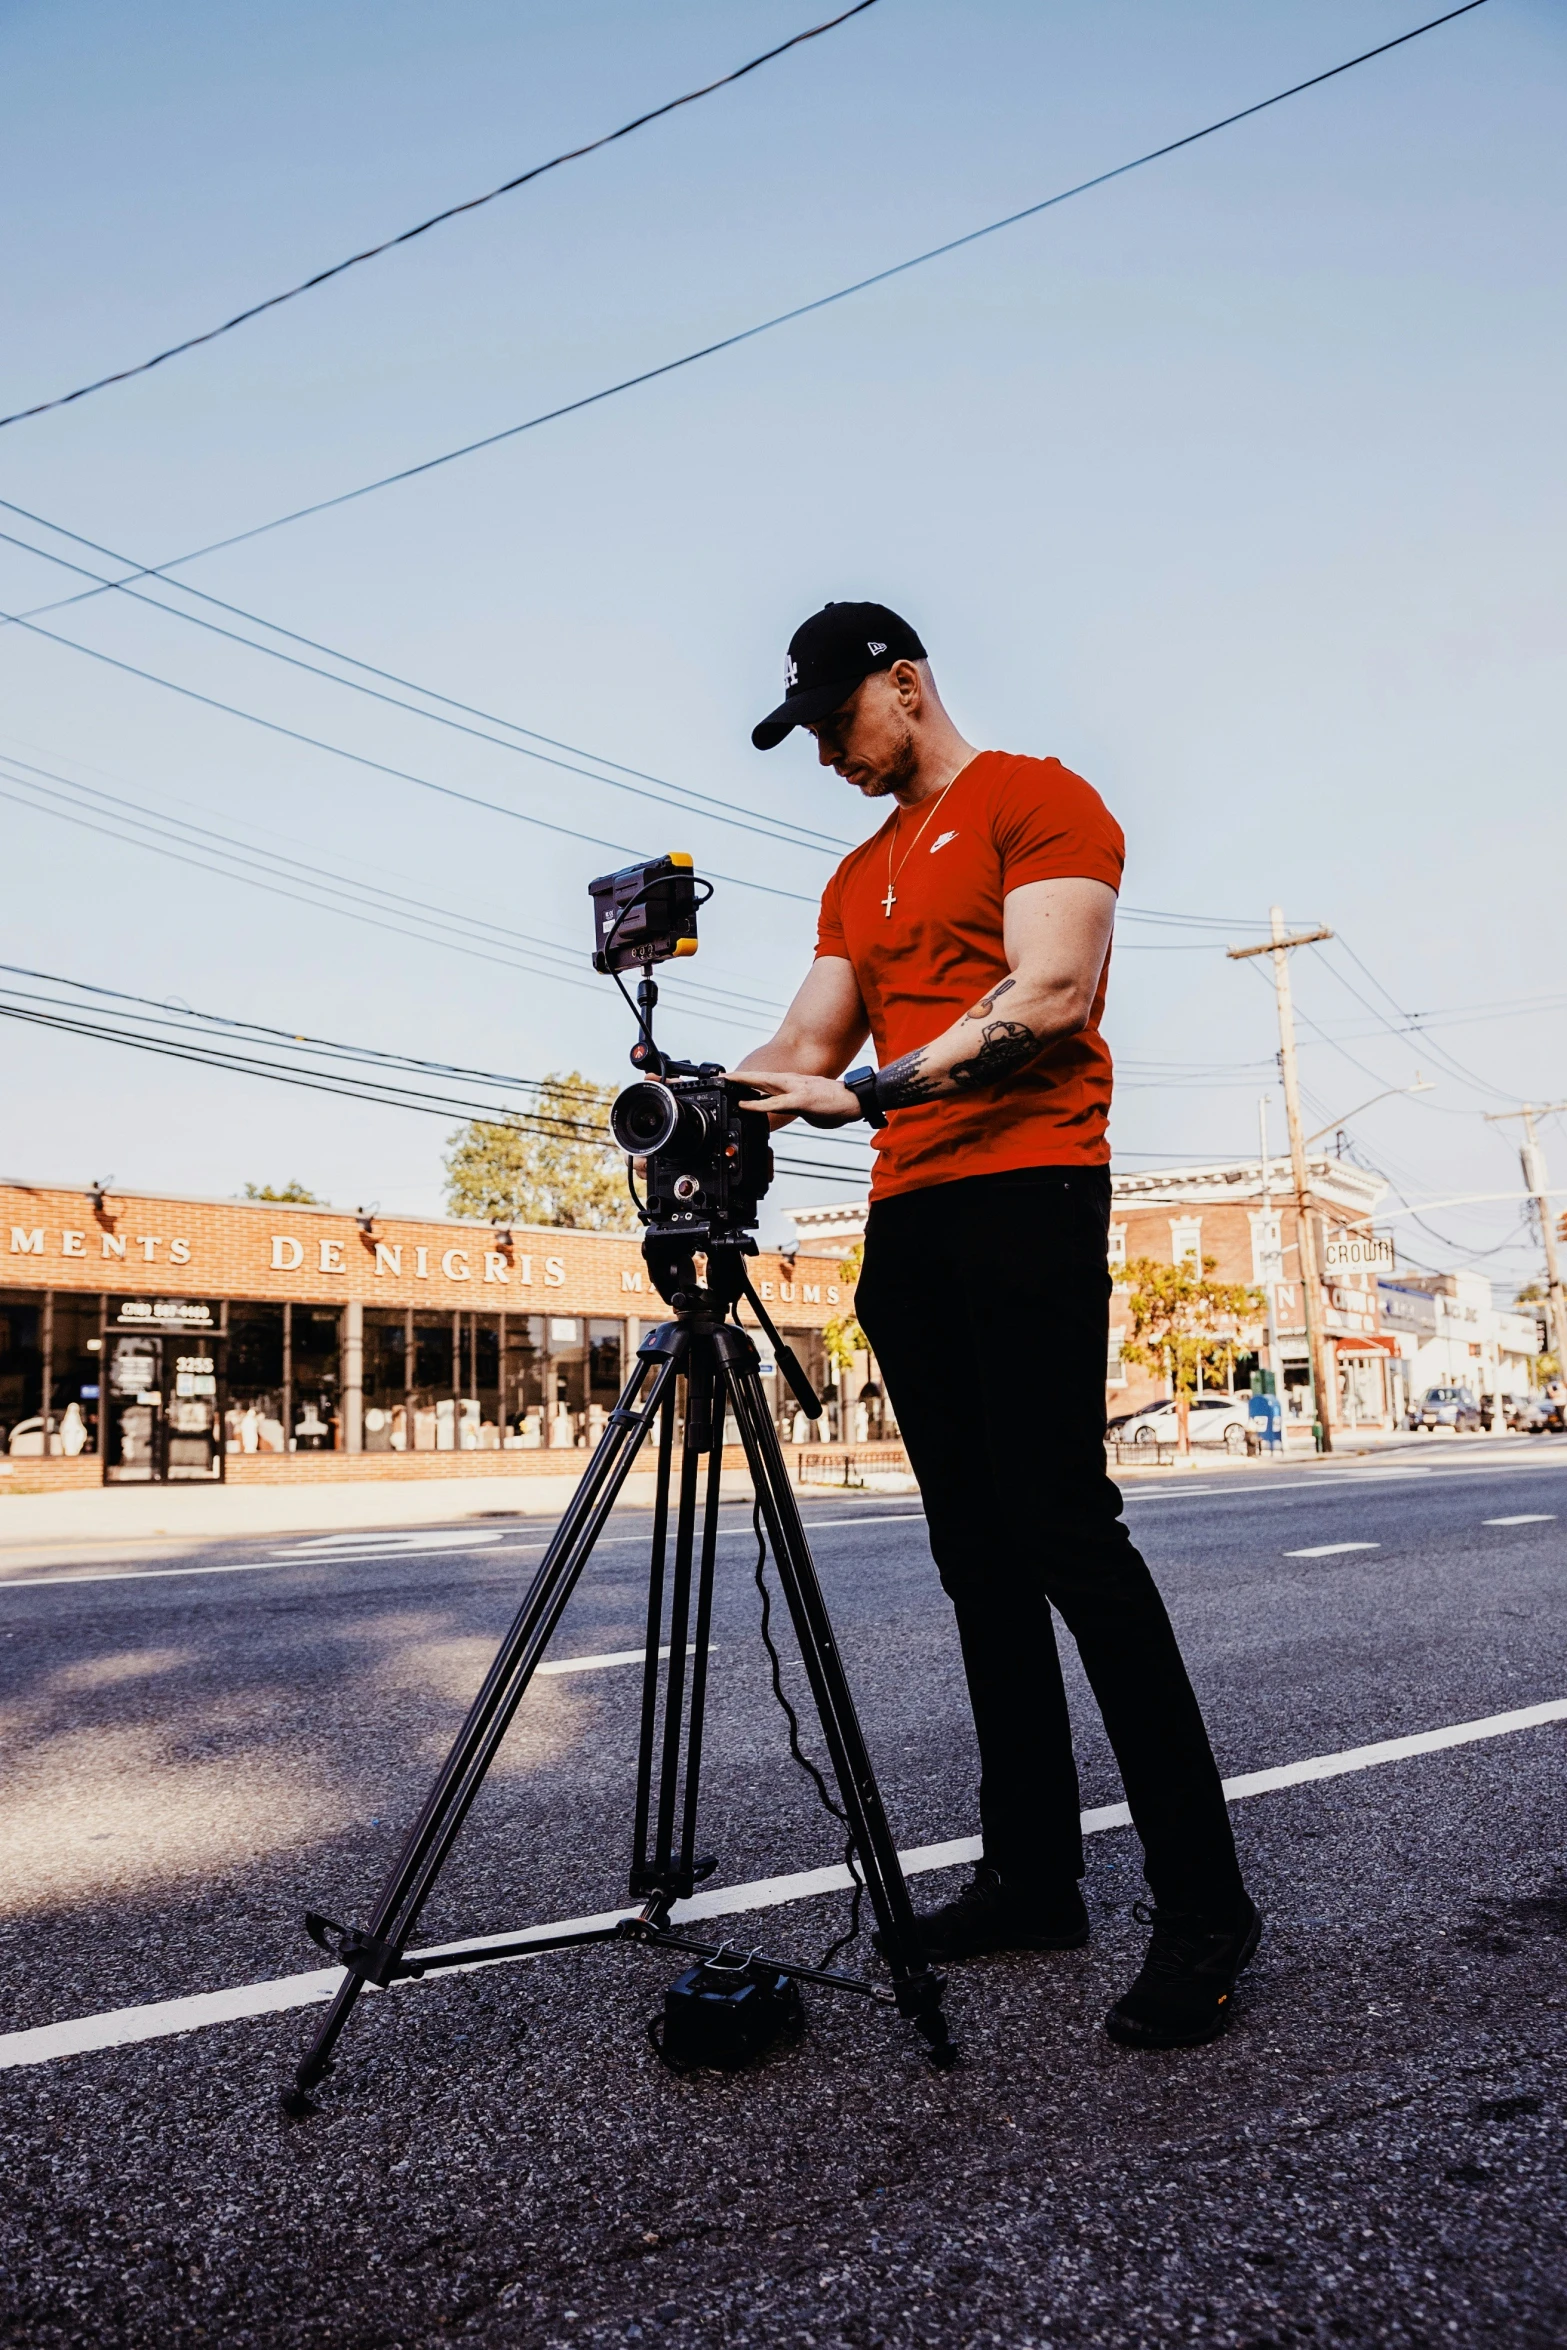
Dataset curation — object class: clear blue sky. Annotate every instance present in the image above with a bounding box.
[1,0,1562,1283]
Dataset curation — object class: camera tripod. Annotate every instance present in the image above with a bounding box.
[285,1238,955,2113]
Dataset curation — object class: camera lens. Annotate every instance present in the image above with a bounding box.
[610,1082,680,1156]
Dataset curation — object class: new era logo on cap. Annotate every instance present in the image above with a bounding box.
[751,602,928,750]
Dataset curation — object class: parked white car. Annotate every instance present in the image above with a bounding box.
[1110,1395,1253,1452]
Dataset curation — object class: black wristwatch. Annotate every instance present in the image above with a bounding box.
[841,1065,887,1130]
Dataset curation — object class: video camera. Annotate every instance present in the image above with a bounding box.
[589,855,773,1265]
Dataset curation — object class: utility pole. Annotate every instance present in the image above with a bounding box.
[1483,1102,1567,1386]
[1229,909,1335,1451]
[1258,1096,1281,1395]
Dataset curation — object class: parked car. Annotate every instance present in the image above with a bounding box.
[1112,1395,1253,1451]
[1488,1392,1542,1432]
[1416,1386,1484,1433]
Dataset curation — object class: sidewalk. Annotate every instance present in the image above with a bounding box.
[0,1428,1555,1552]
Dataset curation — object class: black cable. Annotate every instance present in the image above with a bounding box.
[0,520,850,858]
[0,963,602,1099]
[0,0,885,432]
[0,755,785,1019]
[0,504,850,852]
[1317,937,1519,1105]
[747,1495,863,1970]
[40,3,1491,586]
[0,993,870,1181]
[0,601,818,906]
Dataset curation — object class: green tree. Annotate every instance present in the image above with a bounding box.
[443,1071,636,1232]
[822,1239,867,1372]
[1114,1254,1267,1453]
[243,1180,322,1204]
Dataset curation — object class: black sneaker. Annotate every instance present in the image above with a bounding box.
[1104,1896,1263,2049]
[885,1864,1090,1964]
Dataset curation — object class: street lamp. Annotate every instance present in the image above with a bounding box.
[1304,1075,1433,1148]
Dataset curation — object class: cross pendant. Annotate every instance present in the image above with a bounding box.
[881,883,896,917]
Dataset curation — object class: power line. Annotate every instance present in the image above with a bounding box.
[10,2,1492,588]
[0,980,873,1184]
[0,510,851,857]
[1308,939,1517,1106]
[0,749,785,1021]
[0,600,820,905]
[0,0,885,432]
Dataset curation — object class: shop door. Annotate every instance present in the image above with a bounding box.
[105,1332,164,1482]
[105,1331,226,1483]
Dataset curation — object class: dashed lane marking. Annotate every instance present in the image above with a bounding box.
[3,1694,1563,2074]
[1483,1514,1556,1526]
[1285,1541,1381,1558]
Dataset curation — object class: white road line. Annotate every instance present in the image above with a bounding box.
[1484,1514,1556,1527]
[4,1694,1563,2074]
[0,1560,321,1590]
[287,1529,509,1553]
[536,1644,713,1678]
[1285,1542,1381,1558]
[0,1513,931,1594]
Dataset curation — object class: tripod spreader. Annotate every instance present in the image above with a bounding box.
[284,1250,956,2113]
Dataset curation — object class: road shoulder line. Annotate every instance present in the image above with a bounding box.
[3,1695,1563,2075]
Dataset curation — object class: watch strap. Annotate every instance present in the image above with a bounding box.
[842,1064,888,1130]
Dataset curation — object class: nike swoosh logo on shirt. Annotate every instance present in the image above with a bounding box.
[929,830,959,853]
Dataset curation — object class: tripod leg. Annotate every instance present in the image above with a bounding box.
[651,1369,707,1879]
[677,1365,727,1886]
[286,1333,684,2110]
[630,1381,677,1882]
[714,1328,956,2067]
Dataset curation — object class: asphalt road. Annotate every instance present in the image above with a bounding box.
[2,1440,1565,2347]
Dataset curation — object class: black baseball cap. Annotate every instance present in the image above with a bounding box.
[751,601,928,750]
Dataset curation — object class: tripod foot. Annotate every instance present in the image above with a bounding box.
[280,2086,322,2120]
[895,1969,958,2070]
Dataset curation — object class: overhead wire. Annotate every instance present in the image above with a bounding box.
[0,749,785,1022]
[1317,936,1522,1103]
[0,512,850,857]
[0,978,873,1185]
[0,599,820,905]
[4,3,1493,591]
[0,0,885,431]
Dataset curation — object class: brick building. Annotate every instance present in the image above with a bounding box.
[789,1153,1398,1435]
[1104,1158,1394,1429]
[0,1178,850,1488]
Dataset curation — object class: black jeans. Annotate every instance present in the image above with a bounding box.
[854,1164,1244,1916]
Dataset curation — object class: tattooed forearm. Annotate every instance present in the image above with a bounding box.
[949,1019,1043,1089]
[961,976,1015,1023]
[876,1047,945,1109]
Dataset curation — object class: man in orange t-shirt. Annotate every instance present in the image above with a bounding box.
[735,602,1259,2051]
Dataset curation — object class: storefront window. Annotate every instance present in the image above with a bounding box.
[455,1313,503,1447]
[227,1304,285,1454]
[546,1317,587,1448]
[363,1309,407,1452]
[0,1292,43,1456]
[292,1307,341,1450]
[502,1315,548,1448]
[50,1294,103,1457]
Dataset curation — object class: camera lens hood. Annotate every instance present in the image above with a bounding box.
[610,1080,682,1157]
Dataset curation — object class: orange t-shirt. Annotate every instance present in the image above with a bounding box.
[815,751,1123,1199]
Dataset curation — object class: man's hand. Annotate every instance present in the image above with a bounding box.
[725,1069,860,1127]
